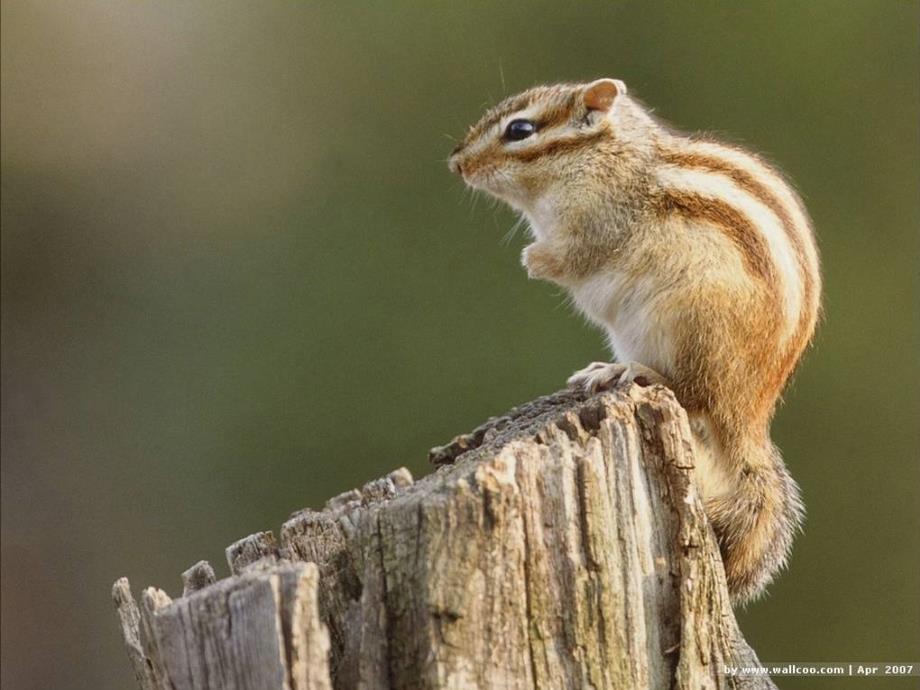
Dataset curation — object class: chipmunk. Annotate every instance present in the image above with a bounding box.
[448,79,820,605]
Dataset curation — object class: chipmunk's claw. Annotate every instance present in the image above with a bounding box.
[567,361,666,393]
[567,362,628,393]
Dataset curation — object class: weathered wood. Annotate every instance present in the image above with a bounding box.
[227,531,280,575]
[113,578,160,690]
[113,385,777,689]
[115,563,332,690]
[182,561,217,597]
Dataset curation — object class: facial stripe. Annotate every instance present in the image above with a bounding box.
[467,93,532,139]
[504,129,607,163]
[529,94,577,130]
[464,86,578,147]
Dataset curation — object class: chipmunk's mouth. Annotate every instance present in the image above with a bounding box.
[448,150,516,200]
[452,160,497,190]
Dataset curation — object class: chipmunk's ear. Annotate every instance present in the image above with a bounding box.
[582,78,626,112]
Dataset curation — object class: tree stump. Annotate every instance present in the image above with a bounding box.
[112,385,777,689]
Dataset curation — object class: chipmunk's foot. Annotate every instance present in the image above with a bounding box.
[567,361,666,393]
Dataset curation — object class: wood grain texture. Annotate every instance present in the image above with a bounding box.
[114,386,776,689]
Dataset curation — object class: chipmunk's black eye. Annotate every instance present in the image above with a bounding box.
[504,119,536,141]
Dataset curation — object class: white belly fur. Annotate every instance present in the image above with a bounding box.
[569,271,676,375]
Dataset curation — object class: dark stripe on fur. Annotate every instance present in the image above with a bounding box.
[654,190,777,287]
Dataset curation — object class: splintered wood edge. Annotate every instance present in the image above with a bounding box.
[112,578,160,690]
[116,563,333,690]
[181,560,216,596]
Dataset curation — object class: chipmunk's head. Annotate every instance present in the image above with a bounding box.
[449,79,651,212]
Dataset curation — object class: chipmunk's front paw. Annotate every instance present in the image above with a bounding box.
[521,242,565,281]
[567,361,666,393]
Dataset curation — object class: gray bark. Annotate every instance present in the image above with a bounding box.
[113,386,776,689]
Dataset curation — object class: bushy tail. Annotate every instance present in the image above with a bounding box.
[704,441,804,605]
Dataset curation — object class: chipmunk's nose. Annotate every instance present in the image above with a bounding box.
[448,141,467,175]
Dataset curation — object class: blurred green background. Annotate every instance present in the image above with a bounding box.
[2,2,918,688]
